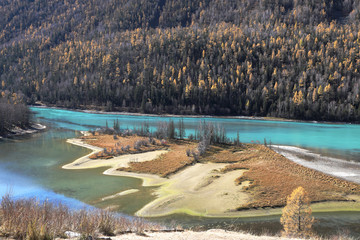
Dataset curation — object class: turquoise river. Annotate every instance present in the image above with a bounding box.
[0,106,360,237]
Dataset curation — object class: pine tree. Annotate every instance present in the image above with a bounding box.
[113,119,120,131]
[178,118,185,139]
[167,120,175,139]
[280,187,314,238]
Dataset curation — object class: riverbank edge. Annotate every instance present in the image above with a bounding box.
[272,145,360,184]
[30,105,356,126]
[64,137,360,219]
[0,123,46,139]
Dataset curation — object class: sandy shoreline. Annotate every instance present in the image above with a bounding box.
[105,229,293,240]
[0,123,47,139]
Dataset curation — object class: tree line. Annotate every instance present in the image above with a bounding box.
[0,91,30,135]
[1,0,360,121]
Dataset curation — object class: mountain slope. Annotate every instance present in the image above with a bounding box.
[1,0,360,121]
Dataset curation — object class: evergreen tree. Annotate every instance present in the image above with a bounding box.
[167,120,175,139]
[178,118,185,139]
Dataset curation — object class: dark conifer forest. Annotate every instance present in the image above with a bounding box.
[1,0,360,121]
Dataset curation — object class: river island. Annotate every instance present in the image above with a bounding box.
[62,130,360,218]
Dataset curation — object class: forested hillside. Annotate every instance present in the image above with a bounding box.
[1,0,360,121]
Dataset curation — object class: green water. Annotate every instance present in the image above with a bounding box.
[0,106,360,237]
[0,128,156,214]
[153,211,360,238]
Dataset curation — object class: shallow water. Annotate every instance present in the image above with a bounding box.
[0,128,156,215]
[151,211,360,238]
[0,107,360,237]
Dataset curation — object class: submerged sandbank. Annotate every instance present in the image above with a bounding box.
[101,189,139,201]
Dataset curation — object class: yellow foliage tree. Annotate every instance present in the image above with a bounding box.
[293,90,304,105]
[280,187,314,238]
[312,88,318,102]
[126,62,131,76]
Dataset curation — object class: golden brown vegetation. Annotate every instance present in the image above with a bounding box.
[281,187,314,239]
[81,134,163,159]
[200,144,258,164]
[0,194,161,240]
[209,144,360,209]
[118,140,197,177]
[81,133,198,177]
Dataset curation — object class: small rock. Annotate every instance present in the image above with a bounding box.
[65,231,81,238]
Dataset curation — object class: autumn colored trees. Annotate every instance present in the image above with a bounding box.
[1,1,360,121]
[281,187,314,238]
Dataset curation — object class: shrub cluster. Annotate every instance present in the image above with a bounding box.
[134,139,150,150]
[0,194,160,239]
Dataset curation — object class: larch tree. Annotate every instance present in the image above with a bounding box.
[280,186,314,238]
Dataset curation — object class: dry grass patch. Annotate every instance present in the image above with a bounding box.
[81,134,163,159]
[200,144,258,163]
[117,140,197,177]
[213,144,360,210]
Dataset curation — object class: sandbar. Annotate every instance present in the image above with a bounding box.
[63,138,168,170]
[65,137,360,218]
[65,138,251,217]
[106,163,250,217]
[101,189,139,201]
